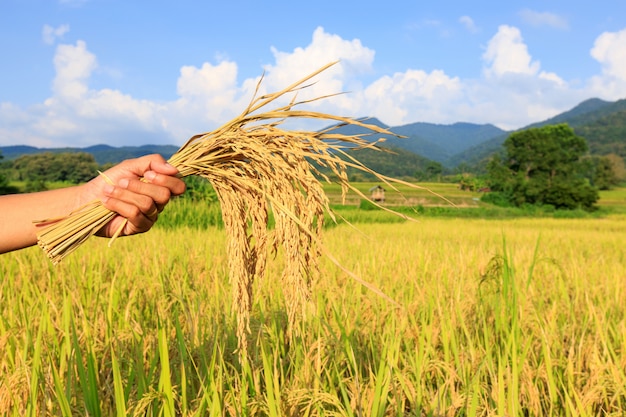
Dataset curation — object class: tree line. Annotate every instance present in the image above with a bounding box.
[0,152,106,193]
[2,124,625,212]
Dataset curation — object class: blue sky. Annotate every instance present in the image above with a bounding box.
[1,0,625,148]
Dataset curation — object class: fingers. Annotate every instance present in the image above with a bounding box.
[119,177,173,207]
[93,154,187,237]
[119,154,179,180]
[101,202,155,236]
[101,181,158,235]
[144,170,186,196]
[104,154,186,197]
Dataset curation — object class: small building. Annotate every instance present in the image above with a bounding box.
[369,185,385,202]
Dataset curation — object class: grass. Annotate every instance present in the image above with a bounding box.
[597,187,626,212]
[1,214,625,415]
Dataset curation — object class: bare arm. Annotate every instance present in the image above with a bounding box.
[0,186,85,253]
[0,154,186,254]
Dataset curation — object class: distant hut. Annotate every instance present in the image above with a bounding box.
[369,185,386,202]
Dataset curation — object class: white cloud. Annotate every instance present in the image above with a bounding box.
[519,9,569,30]
[482,25,565,86]
[473,25,577,129]
[1,25,625,149]
[177,61,238,98]
[591,28,626,81]
[145,27,378,140]
[264,27,375,104]
[588,28,626,100]
[51,40,96,100]
[483,25,540,77]
[459,16,479,33]
[42,24,70,45]
[21,27,378,147]
[23,41,172,147]
[169,60,254,139]
[360,69,462,126]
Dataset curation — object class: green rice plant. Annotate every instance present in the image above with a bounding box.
[71,320,101,417]
[110,346,126,417]
[157,321,176,417]
[368,337,396,417]
[49,357,72,417]
[25,307,44,417]
[156,197,224,230]
[259,341,282,417]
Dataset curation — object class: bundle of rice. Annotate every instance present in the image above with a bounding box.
[35,62,439,356]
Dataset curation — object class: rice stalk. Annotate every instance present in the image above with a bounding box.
[35,61,447,357]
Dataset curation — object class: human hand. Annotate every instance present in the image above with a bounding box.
[82,154,186,237]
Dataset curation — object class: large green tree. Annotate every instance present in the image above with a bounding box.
[12,152,99,185]
[486,124,599,210]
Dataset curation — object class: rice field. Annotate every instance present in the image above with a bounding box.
[1,197,625,415]
[322,182,485,207]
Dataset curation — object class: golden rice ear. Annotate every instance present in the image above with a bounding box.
[34,62,446,361]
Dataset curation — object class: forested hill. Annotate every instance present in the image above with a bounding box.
[387,122,506,162]
[321,118,507,164]
[2,98,625,174]
[327,98,626,170]
[0,144,179,165]
[574,103,626,158]
[448,98,626,169]
[336,145,438,180]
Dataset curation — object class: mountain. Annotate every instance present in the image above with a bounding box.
[449,98,626,169]
[0,144,179,165]
[516,98,623,130]
[388,122,506,163]
[576,106,626,158]
[338,145,437,179]
[2,97,625,175]
[323,117,507,165]
[334,98,625,172]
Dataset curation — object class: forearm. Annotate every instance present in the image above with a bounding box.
[0,185,85,253]
[0,154,185,255]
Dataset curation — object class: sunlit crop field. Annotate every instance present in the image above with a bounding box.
[323,182,485,207]
[1,205,625,415]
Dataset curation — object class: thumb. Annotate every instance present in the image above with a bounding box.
[123,154,178,177]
